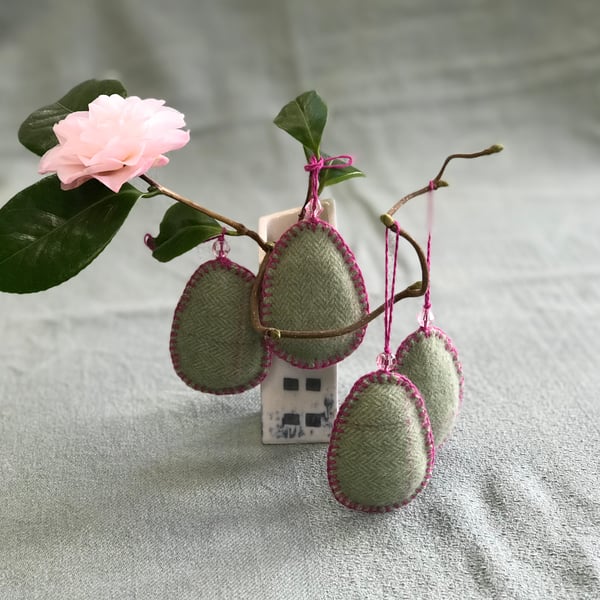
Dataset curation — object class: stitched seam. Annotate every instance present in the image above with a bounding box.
[170,258,271,395]
[259,219,369,369]
[395,326,464,446]
[326,370,435,513]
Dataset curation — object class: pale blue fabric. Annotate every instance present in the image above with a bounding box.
[1,1,599,598]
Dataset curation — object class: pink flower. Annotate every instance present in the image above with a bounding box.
[39,94,190,193]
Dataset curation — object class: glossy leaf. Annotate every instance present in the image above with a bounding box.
[273,90,327,156]
[318,152,365,192]
[18,79,128,156]
[150,202,222,262]
[0,176,140,293]
[303,149,365,192]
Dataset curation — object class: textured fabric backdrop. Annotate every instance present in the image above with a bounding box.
[1,1,599,598]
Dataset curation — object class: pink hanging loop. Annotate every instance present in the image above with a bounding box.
[303,154,353,221]
[419,180,436,331]
[376,220,401,372]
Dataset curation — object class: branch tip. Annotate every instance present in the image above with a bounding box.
[385,143,500,216]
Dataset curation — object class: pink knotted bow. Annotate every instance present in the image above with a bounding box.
[303,154,353,220]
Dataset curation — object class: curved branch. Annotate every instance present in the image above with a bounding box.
[432,144,503,183]
[384,143,503,217]
[250,228,428,339]
[139,174,271,253]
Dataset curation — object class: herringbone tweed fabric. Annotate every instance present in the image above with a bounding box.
[396,326,464,446]
[261,220,368,368]
[170,259,270,394]
[327,371,435,512]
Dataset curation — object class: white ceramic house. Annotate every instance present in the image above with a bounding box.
[260,357,336,443]
[258,202,338,444]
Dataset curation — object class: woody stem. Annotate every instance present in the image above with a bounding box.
[384,144,503,217]
[139,174,271,253]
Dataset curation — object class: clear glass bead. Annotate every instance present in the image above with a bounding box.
[376,352,396,372]
[212,236,230,258]
[418,307,435,328]
[304,199,323,221]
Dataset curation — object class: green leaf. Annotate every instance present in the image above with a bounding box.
[318,152,365,192]
[273,90,327,156]
[304,150,366,193]
[0,176,140,293]
[150,202,222,262]
[18,79,128,156]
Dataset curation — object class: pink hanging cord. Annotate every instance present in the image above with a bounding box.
[421,180,435,331]
[377,220,401,372]
[303,154,353,220]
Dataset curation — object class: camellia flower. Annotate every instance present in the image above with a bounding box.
[39,94,190,193]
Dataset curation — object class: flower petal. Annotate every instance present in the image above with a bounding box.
[38,94,190,191]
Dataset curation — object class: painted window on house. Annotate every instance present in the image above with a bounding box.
[305,378,322,392]
[282,413,301,426]
[283,377,300,391]
[305,413,322,427]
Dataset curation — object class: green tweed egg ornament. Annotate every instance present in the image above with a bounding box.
[327,370,435,512]
[260,219,369,369]
[396,326,463,446]
[170,257,270,395]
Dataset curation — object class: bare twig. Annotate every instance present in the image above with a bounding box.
[383,144,503,218]
[139,174,271,253]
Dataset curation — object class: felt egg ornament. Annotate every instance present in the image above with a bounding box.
[327,371,435,512]
[395,326,464,446]
[170,258,270,395]
[260,219,369,369]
